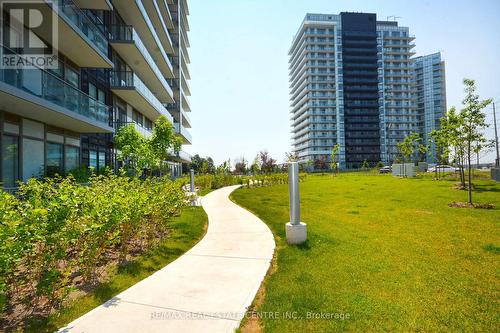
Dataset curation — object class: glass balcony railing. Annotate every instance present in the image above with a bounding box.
[53,0,108,55]
[109,25,172,94]
[114,120,153,138]
[110,70,170,119]
[174,122,192,143]
[0,47,109,125]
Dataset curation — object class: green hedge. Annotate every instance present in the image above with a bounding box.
[0,174,186,318]
[189,173,308,192]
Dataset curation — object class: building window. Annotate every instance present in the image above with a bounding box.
[98,151,106,170]
[65,67,80,88]
[89,150,98,169]
[133,110,143,126]
[46,142,63,176]
[1,135,19,188]
[22,138,44,181]
[65,146,80,173]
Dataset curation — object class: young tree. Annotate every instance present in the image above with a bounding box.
[443,107,467,186]
[313,156,327,171]
[260,151,277,173]
[361,159,370,173]
[150,115,181,175]
[217,159,231,174]
[250,155,261,175]
[429,127,450,180]
[460,79,492,204]
[305,159,314,172]
[234,156,248,175]
[396,132,420,177]
[206,157,216,174]
[190,154,204,173]
[330,144,340,175]
[418,142,429,163]
[114,124,150,175]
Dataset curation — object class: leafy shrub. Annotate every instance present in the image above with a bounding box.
[0,174,186,324]
[242,173,307,188]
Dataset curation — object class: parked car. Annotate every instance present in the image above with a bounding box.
[379,166,392,174]
[427,165,460,173]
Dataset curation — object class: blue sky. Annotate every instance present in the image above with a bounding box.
[186,0,500,165]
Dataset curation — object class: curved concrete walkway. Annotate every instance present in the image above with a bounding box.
[58,185,275,333]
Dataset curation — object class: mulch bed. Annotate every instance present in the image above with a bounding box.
[449,202,495,209]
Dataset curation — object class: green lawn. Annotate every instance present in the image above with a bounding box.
[24,206,208,333]
[231,173,500,332]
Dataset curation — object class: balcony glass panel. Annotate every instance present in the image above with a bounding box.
[0,48,110,125]
[53,0,108,55]
[110,71,169,118]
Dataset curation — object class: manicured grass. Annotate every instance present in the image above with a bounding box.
[24,206,208,333]
[199,187,214,196]
[231,173,500,332]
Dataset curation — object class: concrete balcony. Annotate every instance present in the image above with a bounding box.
[73,0,112,10]
[181,74,191,96]
[181,93,191,112]
[112,0,174,79]
[169,149,192,163]
[181,55,191,80]
[110,71,173,123]
[181,110,191,128]
[158,0,174,30]
[167,103,191,129]
[109,25,174,104]
[38,0,112,68]
[181,38,191,64]
[0,64,112,133]
[142,0,175,54]
[174,122,192,144]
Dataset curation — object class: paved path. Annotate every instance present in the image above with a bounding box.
[58,185,275,333]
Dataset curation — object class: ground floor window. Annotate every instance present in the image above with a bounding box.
[46,142,64,176]
[65,146,79,173]
[89,150,98,169]
[22,138,44,181]
[1,134,19,187]
[98,151,106,170]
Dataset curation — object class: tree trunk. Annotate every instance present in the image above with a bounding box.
[468,142,473,204]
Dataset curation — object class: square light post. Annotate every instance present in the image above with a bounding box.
[190,169,195,192]
[285,162,307,244]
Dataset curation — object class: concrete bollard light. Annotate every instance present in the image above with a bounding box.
[285,162,307,244]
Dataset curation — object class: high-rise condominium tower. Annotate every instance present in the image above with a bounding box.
[289,12,446,169]
[415,53,447,163]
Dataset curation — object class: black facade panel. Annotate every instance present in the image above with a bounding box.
[341,12,381,168]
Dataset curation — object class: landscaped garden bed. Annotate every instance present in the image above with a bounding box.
[0,174,208,332]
